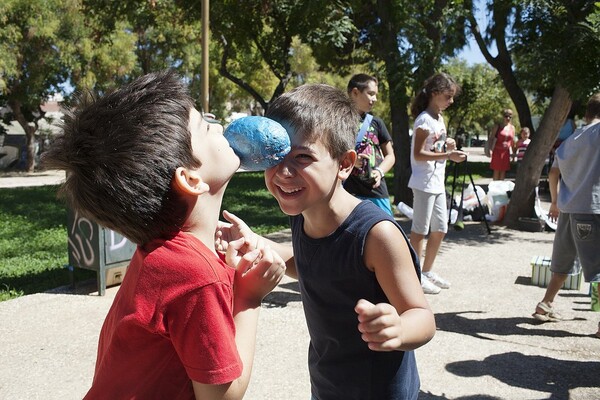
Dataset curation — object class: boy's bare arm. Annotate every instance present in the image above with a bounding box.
[192,241,285,399]
[356,220,436,351]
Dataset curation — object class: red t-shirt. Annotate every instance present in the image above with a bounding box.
[84,231,242,399]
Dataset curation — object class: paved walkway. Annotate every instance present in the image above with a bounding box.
[1,154,599,400]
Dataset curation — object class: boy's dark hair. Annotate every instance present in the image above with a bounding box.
[347,73,378,94]
[266,84,359,160]
[42,70,200,245]
[585,92,600,121]
[410,72,461,118]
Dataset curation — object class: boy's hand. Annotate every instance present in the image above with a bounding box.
[355,299,402,352]
[233,245,286,309]
[215,210,260,254]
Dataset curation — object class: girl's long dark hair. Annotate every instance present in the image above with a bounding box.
[411,73,460,118]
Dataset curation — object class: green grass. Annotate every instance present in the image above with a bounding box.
[222,172,289,234]
[0,186,93,300]
[0,165,493,302]
[0,172,286,301]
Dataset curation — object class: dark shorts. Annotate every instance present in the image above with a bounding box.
[551,213,600,282]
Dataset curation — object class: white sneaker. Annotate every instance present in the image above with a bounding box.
[421,275,441,294]
[423,271,451,289]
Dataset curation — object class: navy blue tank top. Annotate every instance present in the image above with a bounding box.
[291,201,421,400]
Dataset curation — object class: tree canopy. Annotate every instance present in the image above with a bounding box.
[467,0,600,226]
[2,0,598,233]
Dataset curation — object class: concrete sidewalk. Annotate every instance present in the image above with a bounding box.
[0,170,65,188]
[2,153,599,399]
[1,222,599,399]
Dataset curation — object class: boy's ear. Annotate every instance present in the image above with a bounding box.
[173,167,210,196]
[338,149,356,180]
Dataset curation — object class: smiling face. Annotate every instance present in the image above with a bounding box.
[188,108,240,189]
[264,130,345,216]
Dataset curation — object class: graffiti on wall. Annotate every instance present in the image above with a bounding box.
[67,210,136,270]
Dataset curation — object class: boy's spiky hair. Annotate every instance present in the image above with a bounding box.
[43,70,200,245]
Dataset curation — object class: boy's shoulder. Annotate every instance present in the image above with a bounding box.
[348,201,399,233]
[362,115,391,141]
[141,232,234,287]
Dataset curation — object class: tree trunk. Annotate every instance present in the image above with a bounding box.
[391,96,413,207]
[504,85,571,228]
[8,99,37,172]
[467,10,534,132]
[376,0,414,206]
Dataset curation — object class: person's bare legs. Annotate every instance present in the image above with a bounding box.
[410,232,425,269]
[534,272,568,318]
[421,231,445,273]
[492,169,507,181]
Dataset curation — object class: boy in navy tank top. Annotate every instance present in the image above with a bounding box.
[218,84,436,399]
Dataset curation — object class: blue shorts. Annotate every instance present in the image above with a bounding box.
[551,213,600,282]
[357,196,393,216]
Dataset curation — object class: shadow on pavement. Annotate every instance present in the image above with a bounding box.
[446,352,600,399]
[419,392,502,400]
[435,311,591,339]
[263,281,301,308]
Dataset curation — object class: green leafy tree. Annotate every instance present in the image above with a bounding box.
[467,0,600,227]
[81,1,204,91]
[0,0,137,172]
[1,0,84,172]
[208,0,355,113]
[443,58,513,140]
[309,0,468,205]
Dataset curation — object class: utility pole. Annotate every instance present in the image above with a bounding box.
[201,0,209,112]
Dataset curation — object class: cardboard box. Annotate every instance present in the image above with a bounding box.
[530,256,582,290]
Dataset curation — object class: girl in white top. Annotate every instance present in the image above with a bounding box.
[408,73,467,294]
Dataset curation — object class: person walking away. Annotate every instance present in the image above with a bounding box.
[532,92,600,339]
[344,73,395,216]
[408,73,467,295]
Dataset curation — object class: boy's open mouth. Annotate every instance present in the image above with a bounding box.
[277,185,303,195]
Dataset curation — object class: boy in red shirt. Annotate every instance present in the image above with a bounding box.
[43,71,285,399]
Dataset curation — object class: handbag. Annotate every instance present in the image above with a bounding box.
[354,114,376,187]
[484,126,499,157]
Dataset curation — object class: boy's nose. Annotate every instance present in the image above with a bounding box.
[279,164,293,177]
[276,159,294,177]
